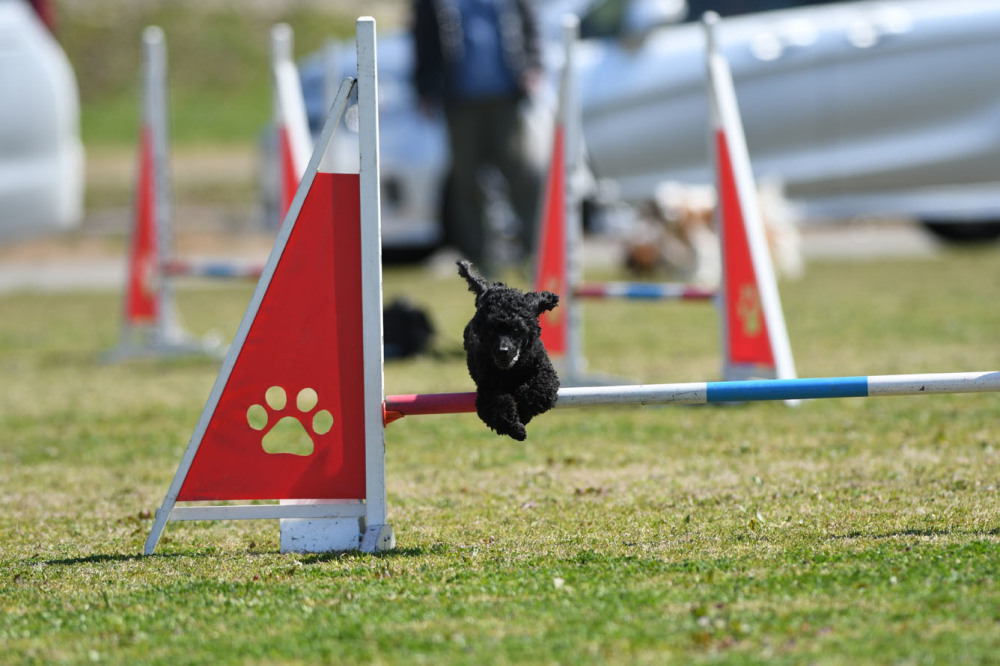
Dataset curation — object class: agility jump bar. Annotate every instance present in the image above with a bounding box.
[162,259,266,280]
[575,282,716,301]
[384,371,1000,421]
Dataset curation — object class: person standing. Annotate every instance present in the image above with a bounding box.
[413,0,542,276]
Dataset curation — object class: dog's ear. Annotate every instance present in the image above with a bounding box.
[457,260,489,298]
[528,290,559,316]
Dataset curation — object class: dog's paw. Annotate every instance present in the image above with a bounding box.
[482,417,527,441]
[498,421,527,441]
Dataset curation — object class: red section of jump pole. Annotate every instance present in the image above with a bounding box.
[715,129,775,369]
[177,172,367,501]
[124,127,159,324]
[535,125,568,355]
[384,392,477,422]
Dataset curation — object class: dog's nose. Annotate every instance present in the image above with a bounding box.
[493,337,520,368]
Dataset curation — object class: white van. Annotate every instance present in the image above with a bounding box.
[0,0,84,240]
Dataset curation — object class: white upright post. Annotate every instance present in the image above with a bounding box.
[356,17,394,553]
[144,27,184,349]
[561,15,587,386]
[270,23,312,183]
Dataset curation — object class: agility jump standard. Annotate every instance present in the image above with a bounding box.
[145,17,1000,558]
[534,16,794,386]
[107,24,309,361]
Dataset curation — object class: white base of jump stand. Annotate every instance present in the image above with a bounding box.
[361,524,396,552]
[280,521,396,553]
[278,500,395,553]
[280,517,364,553]
[279,499,360,553]
[104,328,224,363]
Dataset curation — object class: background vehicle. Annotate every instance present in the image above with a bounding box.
[0,0,84,240]
[579,0,1000,241]
[294,0,1000,254]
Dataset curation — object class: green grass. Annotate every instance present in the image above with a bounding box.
[3,250,1000,663]
[60,1,362,147]
[60,1,378,214]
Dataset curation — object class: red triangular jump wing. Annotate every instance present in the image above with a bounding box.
[177,173,367,501]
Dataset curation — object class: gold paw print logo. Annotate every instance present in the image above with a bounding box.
[246,386,333,456]
[737,284,763,337]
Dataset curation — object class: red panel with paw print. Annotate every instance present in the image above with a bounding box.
[716,130,775,369]
[177,173,367,501]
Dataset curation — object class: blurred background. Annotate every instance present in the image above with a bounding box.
[0,0,399,261]
[3,0,999,290]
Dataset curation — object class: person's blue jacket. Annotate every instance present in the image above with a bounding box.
[413,0,540,104]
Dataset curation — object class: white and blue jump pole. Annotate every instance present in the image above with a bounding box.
[575,282,716,301]
[162,259,265,280]
[384,372,1000,419]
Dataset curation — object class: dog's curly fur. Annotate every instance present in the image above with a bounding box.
[458,260,560,441]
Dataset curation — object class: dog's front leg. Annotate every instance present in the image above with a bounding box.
[475,390,526,441]
[513,382,557,426]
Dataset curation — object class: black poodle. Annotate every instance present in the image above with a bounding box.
[457,260,560,441]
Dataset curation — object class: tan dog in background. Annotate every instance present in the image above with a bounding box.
[625,179,803,284]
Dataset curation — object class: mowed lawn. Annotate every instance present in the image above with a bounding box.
[2,247,999,664]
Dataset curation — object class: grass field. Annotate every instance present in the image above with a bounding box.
[59,1,404,213]
[2,248,999,663]
[60,1,387,147]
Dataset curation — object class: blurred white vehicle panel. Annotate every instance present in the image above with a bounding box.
[0,0,84,240]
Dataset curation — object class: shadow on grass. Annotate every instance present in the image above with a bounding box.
[297,547,426,564]
[829,526,1000,541]
[36,546,427,568]
[41,551,180,566]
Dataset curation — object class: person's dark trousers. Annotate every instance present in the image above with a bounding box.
[445,97,541,277]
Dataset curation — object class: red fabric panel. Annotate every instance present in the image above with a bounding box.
[178,173,367,501]
[716,129,775,368]
[535,126,568,355]
[124,127,159,324]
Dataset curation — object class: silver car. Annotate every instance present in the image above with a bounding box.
[579,0,1000,241]
[296,0,1000,252]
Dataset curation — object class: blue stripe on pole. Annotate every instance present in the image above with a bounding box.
[576,282,715,301]
[201,265,249,278]
[623,284,670,299]
[170,264,263,279]
[706,376,870,403]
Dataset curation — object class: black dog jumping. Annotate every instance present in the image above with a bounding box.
[458,260,560,441]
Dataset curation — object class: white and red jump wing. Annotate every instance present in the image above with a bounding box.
[146,19,392,556]
[705,12,796,383]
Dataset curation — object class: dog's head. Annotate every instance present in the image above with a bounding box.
[458,260,558,370]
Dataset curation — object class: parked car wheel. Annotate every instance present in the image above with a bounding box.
[921,221,1000,244]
